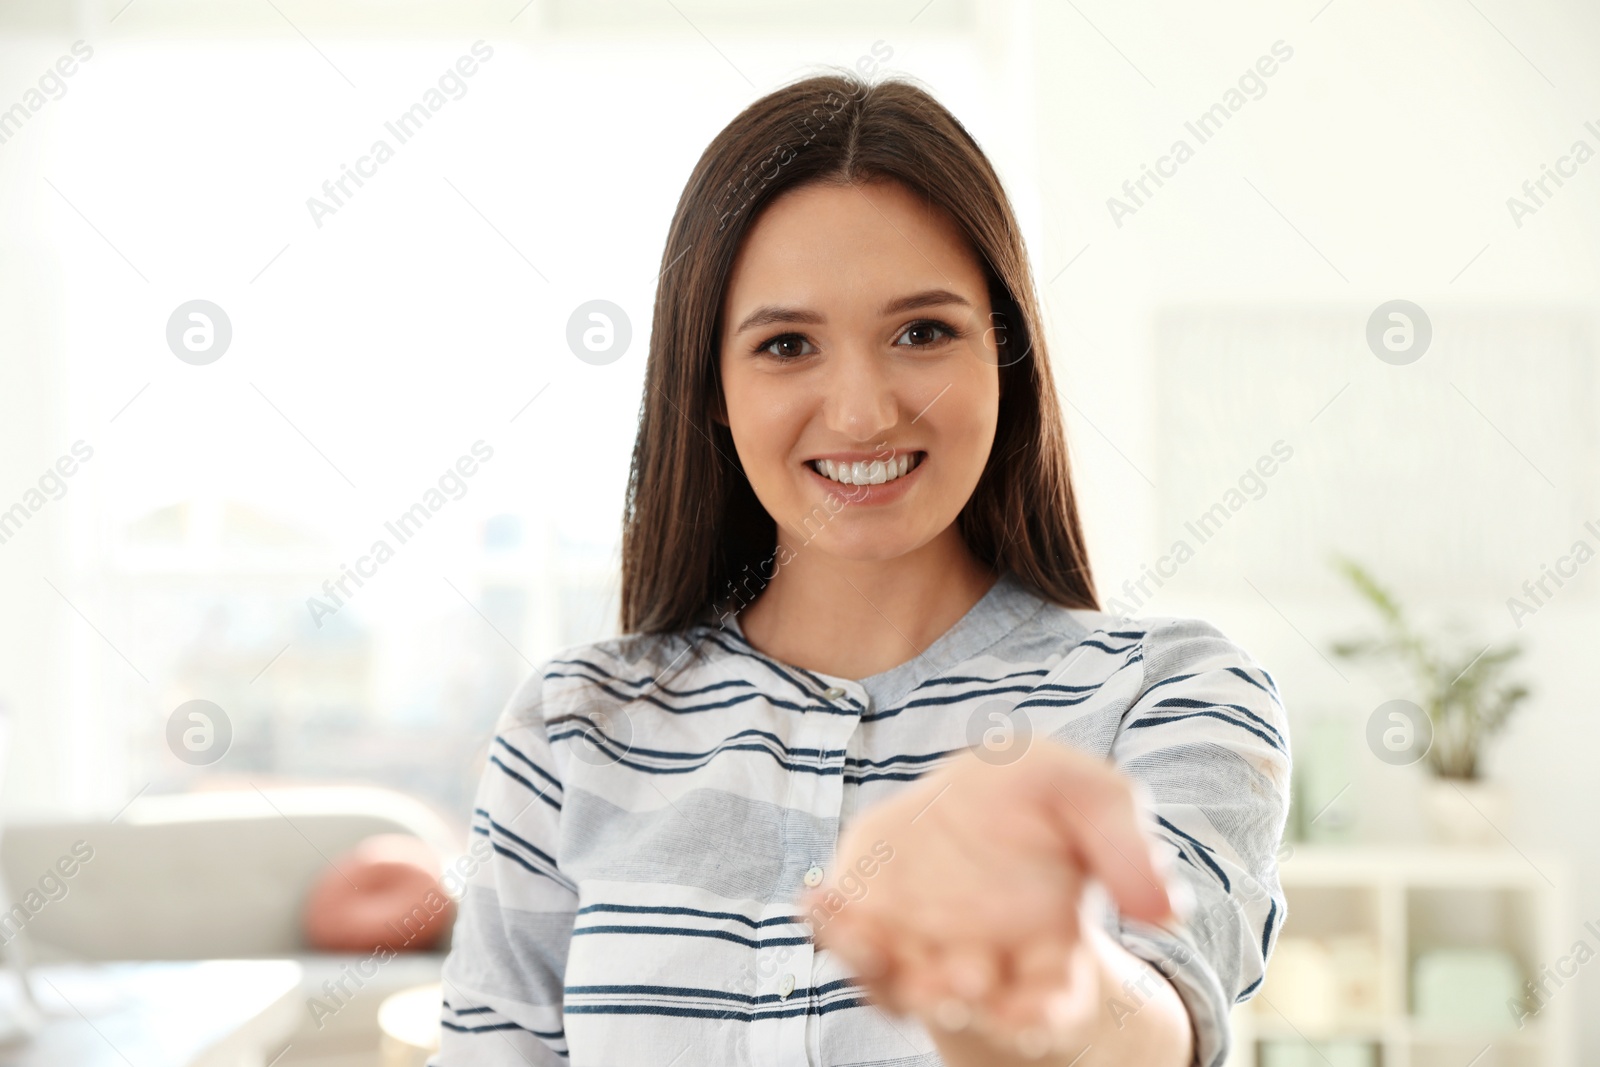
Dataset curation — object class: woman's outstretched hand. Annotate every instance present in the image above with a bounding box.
[798,739,1191,1062]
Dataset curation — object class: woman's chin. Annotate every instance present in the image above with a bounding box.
[781,524,936,566]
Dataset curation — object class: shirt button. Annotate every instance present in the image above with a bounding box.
[803,865,824,888]
[823,686,845,700]
[778,973,796,999]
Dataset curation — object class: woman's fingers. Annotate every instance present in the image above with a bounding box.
[980,937,1067,1029]
[1030,750,1175,925]
[797,740,1173,1055]
[892,934,950,1016]
[967,936,1098,1060]
[940,941,1000,1002]
[1044,932,1102,1035]
[810,893,890,978]
[820,908,980,1028]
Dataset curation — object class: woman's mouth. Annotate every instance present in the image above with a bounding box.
[806,451,925,486]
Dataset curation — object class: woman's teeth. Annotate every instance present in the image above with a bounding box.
[810,453,919,485]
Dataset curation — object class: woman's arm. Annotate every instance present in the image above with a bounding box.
[804,739,1188,1063]
[928,920,1193,1067]
[1098,616,1292,1066]
[432,669,577,1067]
[808,614,1290,1067]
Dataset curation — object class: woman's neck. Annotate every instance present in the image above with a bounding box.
[734,524,999,681]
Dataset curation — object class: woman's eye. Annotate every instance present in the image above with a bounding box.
[894,320,955,348]
[759,334,816,359]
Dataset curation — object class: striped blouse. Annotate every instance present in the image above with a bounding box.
[431,570,1291,1067]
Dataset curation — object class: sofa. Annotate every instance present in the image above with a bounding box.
[1,786,459,1067]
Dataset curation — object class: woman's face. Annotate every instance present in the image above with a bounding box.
[716,178,1003,564]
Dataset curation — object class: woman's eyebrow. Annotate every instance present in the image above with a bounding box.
[732,288,972,335]
[880,287,972,317]
[733,304,825,335]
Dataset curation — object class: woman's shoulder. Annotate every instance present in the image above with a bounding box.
[1067,607,1285,715]
[1065,607,1260,657]
[1024,599,1289,766]
[1012,588,1277,691]
[496,628,708,729]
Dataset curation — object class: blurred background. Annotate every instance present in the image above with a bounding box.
[1,0,1597,1064]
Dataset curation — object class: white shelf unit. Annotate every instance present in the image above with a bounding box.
[1225,845,1571,1067]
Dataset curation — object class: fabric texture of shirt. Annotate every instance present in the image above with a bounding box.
[432,570,1292,1067]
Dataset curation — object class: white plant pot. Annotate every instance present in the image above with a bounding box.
[1423,778,1509,846]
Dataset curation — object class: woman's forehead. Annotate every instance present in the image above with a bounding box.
[722,181,987,318]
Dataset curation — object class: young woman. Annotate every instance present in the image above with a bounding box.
[436,72,1290,1067]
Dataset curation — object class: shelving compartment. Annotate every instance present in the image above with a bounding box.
[1252,883,1388,1053]
[1406,884,1550,1056]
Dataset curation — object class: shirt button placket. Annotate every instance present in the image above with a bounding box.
[795,681,866,1067]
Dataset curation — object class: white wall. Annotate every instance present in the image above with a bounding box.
[1025,0,1600,1053]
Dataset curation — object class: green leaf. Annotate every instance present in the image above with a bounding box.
[1330,554,1406,625]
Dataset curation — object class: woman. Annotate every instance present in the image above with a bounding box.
[436,71,1290,1067]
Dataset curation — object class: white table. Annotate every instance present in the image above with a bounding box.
[0,960,302,1067]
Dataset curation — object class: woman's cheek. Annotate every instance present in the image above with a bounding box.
[939,409,997,491]
[726,389,778,481]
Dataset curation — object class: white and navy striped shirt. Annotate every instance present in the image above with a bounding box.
[433,571,1291,1067]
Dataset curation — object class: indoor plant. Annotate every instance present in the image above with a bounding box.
[1329,556,1532,843]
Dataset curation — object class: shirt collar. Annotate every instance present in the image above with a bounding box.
[717,570,1048,709]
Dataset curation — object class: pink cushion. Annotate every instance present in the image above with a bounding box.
[303,833,454,952]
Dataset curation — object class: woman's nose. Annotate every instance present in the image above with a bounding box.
[823,348,899,442]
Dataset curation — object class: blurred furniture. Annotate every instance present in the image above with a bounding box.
[0,960,299,1067]
[1,788,459,1067]
[1411,947,1524,1025]
[378,983,441,1067]
[304,835,454,954]
[1,787,458,959]
[1258,1041,1375,1067]
[1228,845,1571,1067]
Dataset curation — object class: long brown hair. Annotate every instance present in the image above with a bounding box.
[621,70,1099,635]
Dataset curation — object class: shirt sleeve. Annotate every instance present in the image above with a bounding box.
[431,667,578,1067]
[1098,617,1292,1067]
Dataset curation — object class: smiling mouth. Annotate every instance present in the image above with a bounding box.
[806,452,925,486]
